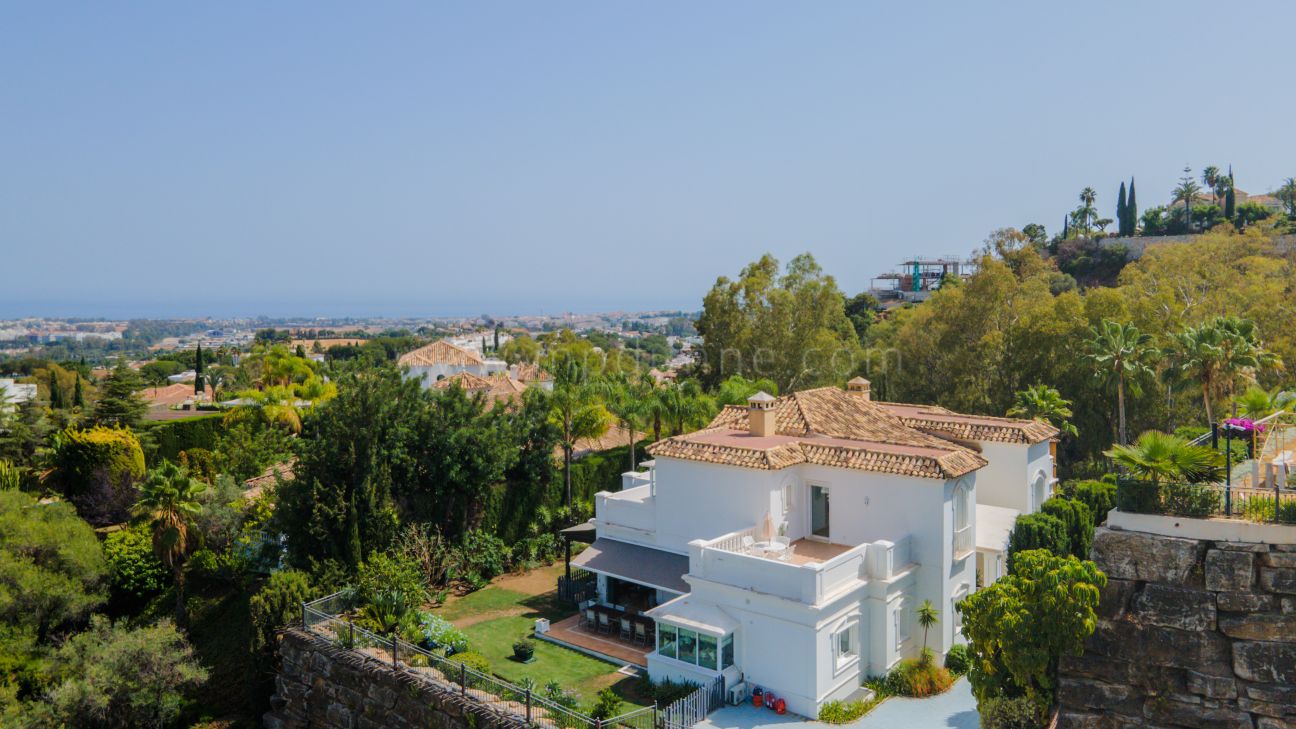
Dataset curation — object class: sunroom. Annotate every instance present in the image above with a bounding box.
[645,596,739,686]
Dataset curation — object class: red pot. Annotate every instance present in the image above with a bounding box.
[752,693,762,707]
[775,699,786,715]
[764,693,776,709]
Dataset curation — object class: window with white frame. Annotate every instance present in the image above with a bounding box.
[833,620,858,668]
[953,479,972,555]
[894,600,910,650]
[781,482,793,517]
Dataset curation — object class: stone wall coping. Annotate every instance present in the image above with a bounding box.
[1108,509,1296,545]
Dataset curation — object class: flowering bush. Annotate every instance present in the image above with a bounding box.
[1223,417,1265,436]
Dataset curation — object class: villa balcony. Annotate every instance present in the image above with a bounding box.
[687,527,916,605]
[594,483,656,542]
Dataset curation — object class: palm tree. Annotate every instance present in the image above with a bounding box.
[916,600,940,660]
[1085,320,1158,446]
[1173,166,1203,231]
[1164,324,1226,426]
[1073,187,1098,235]
[549,363,611,507]
[1202,166,1221,206]
[1278,178,1296,219]
[654,381,716,438]
[597,372,654,470]
[1213,316,1281,402]
[1104,430,1223,484]
[1235,386,1296,420]
[135,462,206,625]
[232,384,304,433]
[1006,384,1078,438]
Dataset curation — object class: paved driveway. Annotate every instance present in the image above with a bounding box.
[697,679,978,729]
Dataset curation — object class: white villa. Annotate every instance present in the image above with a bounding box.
[568,378,1056,717]
[397,340,507,388]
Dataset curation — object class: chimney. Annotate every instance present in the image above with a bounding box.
[747,391,777,437]
[847,377,871,401]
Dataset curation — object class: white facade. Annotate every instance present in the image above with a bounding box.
[579,386,1052,718]
[0,378,37,413]
[405,360,507,387]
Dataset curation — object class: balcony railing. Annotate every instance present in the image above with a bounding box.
[1116,478,1296,525]
[952,526,973,557]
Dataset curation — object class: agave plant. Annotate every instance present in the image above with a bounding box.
[1105,430,1224,484]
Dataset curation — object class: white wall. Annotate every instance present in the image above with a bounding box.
[648,459,787,553]
[974,441,1052,514]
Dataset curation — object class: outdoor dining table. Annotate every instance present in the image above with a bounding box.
[753,540,787,556]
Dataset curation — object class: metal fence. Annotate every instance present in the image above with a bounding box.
[660,676,723,729]
[557,570,597,604]
[301,591,687,729]
[1116,478,1296,524]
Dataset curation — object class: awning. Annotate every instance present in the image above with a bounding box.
[646,596,738,636]
[977,504,1020,552]
[570,538,690,594]
[560,520,598,544]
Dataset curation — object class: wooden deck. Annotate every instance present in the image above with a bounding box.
[541,613,652,668]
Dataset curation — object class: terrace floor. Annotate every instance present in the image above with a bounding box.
[541,613,653,667]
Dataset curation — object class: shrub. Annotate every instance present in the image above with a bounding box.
[357,552,427,614]
[455,530,511,583]
[454,650,492,675]
[103,523,168,601]
[589,687,622,720]
[47,425,146,526]
[1115,479,1161,514]
[818,697,882,723]
[143,413,226,464]
[1006,512,1069,573]
[249,569,314,656]
[944,643,971,676]
[420,613,469,655]
[1160,483,1222,519]
[1041,498,1093,559]
[980,695,1047,729]
[882,657,953,697]
[635,676,699,704]
[512,638,536,662]
[1069,480,1117,526]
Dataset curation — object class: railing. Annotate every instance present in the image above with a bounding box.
[1116,478,1296,525]
[952,525,973,557]
[557,570,597,604]
[660,676,723,729]
[302,591,669,729]
[707,526,759,554]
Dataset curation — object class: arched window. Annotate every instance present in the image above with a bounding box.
[953,479,972,556]
[1031,471,1048,512]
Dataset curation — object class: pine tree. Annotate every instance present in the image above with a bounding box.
[194,343,205,396]
[48,370,63,409]
[1116,182,1128,236]
[73,375,85,409]
[1126,178,1138,235]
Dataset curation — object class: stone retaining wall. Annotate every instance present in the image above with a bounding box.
[1056,527,1296,729]
[264,628,529,729]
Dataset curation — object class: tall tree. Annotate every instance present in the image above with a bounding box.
[1173,166,1202,232]
[1202,166,1221,206]
[1126,178,1137,235]
[194,343,205,396]
[47,370,63,409]
[135,462,206,625]
[1085,320,1157,445]
[548,360,610,507]
[599,372,654,470]
[1116,181,1127,236]
[72,375,84,409]
[1277,177,1296,219]
[93,362,147,428]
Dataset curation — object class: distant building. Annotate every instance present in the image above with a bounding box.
[870,258,978,303]
[398,340,506,388]
[0,378,37,413]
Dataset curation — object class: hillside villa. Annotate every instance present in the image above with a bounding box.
[398,340,507,387]
[559,378,1057,717]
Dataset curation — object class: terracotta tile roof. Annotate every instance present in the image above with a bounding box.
[511,362,552,383]
[397,340,484,367]
[875,402,1059,444]
[433,371,527,405]
[243,459,296,499]
[648,387,988,479]
[139,383,215,407]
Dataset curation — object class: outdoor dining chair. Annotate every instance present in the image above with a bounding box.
[633,622,648,646]
[741,535,756,553]
[582,608,596,629]
[620,617,632,640]
[597,612,612,635]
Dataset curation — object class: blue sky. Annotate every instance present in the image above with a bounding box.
[2,1,1293,318]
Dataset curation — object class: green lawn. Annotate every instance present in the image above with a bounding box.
[432,565,650,709]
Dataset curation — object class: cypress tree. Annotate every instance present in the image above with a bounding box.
[482,335,488,353]
[1225,185,1236,223]
[1116,182,1128,236]
[73,375,84,408]
[48,370,63,409]
[194,343,205,395]
[493,327,500,351]
[1062,215,1069,239]
[1126,178,1138,235]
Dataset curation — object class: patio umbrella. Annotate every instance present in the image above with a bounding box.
[761,512,775,541]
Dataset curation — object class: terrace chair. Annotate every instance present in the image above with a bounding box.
[741,535,756,554]
[779,544,796,562]
[634,622,649,646]
[597,612,612,635]
[772,535,790,549]
[620,617,633,641]
[581,608,596,629]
